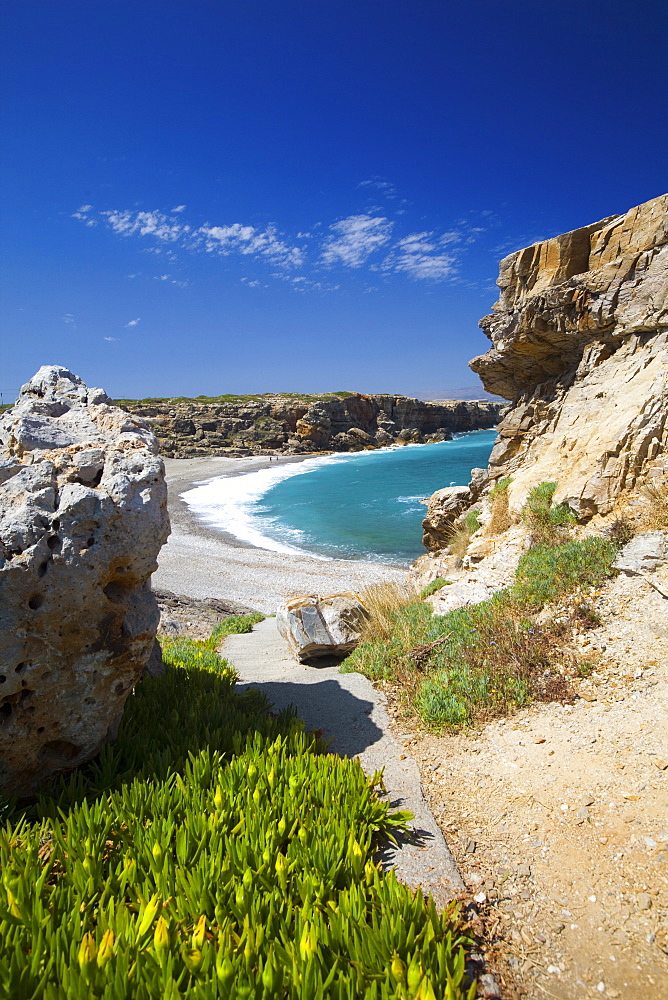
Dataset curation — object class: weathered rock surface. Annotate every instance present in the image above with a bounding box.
[421,485,472,552]
[421,194,668,551]
[121,393,502,458]
[613,531,667,576]
[276,593,369,663]
[468,193,668,519]
[0,366,170,795]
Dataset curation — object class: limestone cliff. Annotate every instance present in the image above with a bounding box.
[468,193,667,517]
[121,392,502,458]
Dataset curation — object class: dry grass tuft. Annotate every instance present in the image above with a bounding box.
[639,478,668,530]
[487,476,513,536]
[357,580,419,643]
[446,509,481,563]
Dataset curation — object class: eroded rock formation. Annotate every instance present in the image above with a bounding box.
[0,366,170,794]
[122,393,502,458]
[468,193,667,517]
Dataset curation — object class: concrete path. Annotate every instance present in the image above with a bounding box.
[222,618,464,905]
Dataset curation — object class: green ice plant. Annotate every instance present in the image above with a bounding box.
[0,632,475,999]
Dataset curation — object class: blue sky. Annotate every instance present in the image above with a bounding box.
[1,1,666,403]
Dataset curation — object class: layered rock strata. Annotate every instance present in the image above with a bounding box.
[276,593,369,664]
[122,393,502,458]
[419,193,668,556]
[469,193,668,518]
[0,366,170,795]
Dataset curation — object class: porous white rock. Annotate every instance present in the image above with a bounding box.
[0,366,170,795]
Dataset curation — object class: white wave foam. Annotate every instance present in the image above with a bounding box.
[181,454,349,557]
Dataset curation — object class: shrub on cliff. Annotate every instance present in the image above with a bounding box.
[640,478,668,530]
[346,528,617,729]
[0,632,475,999]
[522,481,576,545]
[446,509,482,563]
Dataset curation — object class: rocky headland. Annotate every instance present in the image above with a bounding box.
[120,391,502,458]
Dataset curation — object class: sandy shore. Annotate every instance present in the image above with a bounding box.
[153,455,408,613]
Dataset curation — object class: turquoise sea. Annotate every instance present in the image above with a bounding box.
[182,429,497,565]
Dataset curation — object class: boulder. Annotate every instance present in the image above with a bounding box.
[613,531,667,575]
[276,593,369,663]
[420,485,472,552]
[0,366,170,795]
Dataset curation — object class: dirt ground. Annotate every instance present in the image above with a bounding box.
[388,570,668,999]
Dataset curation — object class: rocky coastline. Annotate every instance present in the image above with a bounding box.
[121,391,503,458]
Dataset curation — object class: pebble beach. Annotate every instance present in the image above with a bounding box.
[154,455,408,613]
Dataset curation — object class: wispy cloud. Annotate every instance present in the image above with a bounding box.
[72,196,490,289]
[103,336,119,342]
[357,177,398,199]
[380,232,458,281]
[125,317,141,327]
[63,313,75,324]
[194,222,304,268]
[321,214,393,267]
[71,205,97,227]
[103,209,189,242]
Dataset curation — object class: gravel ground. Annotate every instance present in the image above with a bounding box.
[386,569,668,998]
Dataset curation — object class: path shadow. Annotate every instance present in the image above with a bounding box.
[236,678,383,759]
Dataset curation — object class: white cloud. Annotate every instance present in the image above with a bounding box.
[195,222,303,269]
[125,317,141,327]
[321,214,393,267]
[72,204,92,220]
[103,336,119,342]
[72,204,97,226]
[102,209,188,242]
[73,200,484,288]
[380,232,457,281]
[197,223,255,251]
[63,313,75,324]
[357,178,398,199]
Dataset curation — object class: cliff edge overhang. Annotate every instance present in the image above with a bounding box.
[471,193,668,400]
[467,193,668,518]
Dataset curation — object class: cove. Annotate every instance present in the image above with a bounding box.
[183,429,497,565]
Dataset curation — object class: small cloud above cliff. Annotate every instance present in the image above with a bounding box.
[320,214,394,267]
